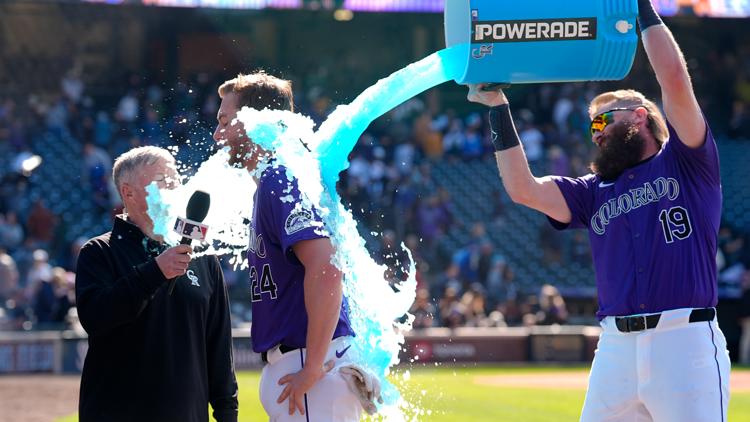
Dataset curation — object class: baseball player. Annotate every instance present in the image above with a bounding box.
[468,1,730,420]
[212,72,363,421]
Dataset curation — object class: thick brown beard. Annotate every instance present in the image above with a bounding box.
[590,121,646,181]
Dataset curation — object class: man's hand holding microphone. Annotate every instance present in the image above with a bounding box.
[156,190,211,294]
[155,245,193,279]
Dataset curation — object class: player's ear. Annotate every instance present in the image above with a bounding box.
[634,106,649,124]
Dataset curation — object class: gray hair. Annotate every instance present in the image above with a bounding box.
[112,146,174,198]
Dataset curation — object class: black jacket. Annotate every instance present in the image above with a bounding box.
[75,216,238,422]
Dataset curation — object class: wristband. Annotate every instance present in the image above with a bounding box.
[488,104,521,152]
[637,0,664,31]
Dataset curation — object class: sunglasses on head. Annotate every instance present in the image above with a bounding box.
[589,107,638,138]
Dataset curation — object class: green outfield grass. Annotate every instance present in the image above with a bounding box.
[59,366,750,421]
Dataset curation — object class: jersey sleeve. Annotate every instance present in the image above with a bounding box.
[263,168,329,255]
[547,175,596,230]
[662,119,720,188]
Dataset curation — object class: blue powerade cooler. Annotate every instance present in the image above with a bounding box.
[445,0,639,84]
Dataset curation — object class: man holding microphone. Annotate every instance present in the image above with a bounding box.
[75,146,238,422]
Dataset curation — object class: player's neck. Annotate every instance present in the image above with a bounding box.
[640,136,660,161]
[243,161,260,184]
[244,153,273,183]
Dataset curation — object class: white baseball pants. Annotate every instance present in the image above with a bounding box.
[259,336,362,422]
[581,307,731,422]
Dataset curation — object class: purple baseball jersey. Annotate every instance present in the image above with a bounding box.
[249,164,353,353]
[549,120,721,319]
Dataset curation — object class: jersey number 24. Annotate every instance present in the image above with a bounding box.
[250,264,278,302]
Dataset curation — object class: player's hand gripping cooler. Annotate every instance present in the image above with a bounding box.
[445,0,639,84]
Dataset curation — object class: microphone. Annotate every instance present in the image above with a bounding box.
[168,190,211,295]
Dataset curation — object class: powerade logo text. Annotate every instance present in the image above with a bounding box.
[473,18,597,43]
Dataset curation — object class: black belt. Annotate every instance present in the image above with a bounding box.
[615,308,715,333]
[260,344,297,364]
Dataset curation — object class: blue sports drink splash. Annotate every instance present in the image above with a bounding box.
[445,0,639,84]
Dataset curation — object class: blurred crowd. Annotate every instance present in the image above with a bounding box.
[1,40,750,351]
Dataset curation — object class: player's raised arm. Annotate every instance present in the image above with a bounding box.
[467,85,572,224]
[638,0,705,148]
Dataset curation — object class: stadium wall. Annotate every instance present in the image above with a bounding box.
[0,326,601,374]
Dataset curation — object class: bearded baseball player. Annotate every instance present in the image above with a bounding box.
[212,72,363,421]
[468,1,730,420]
